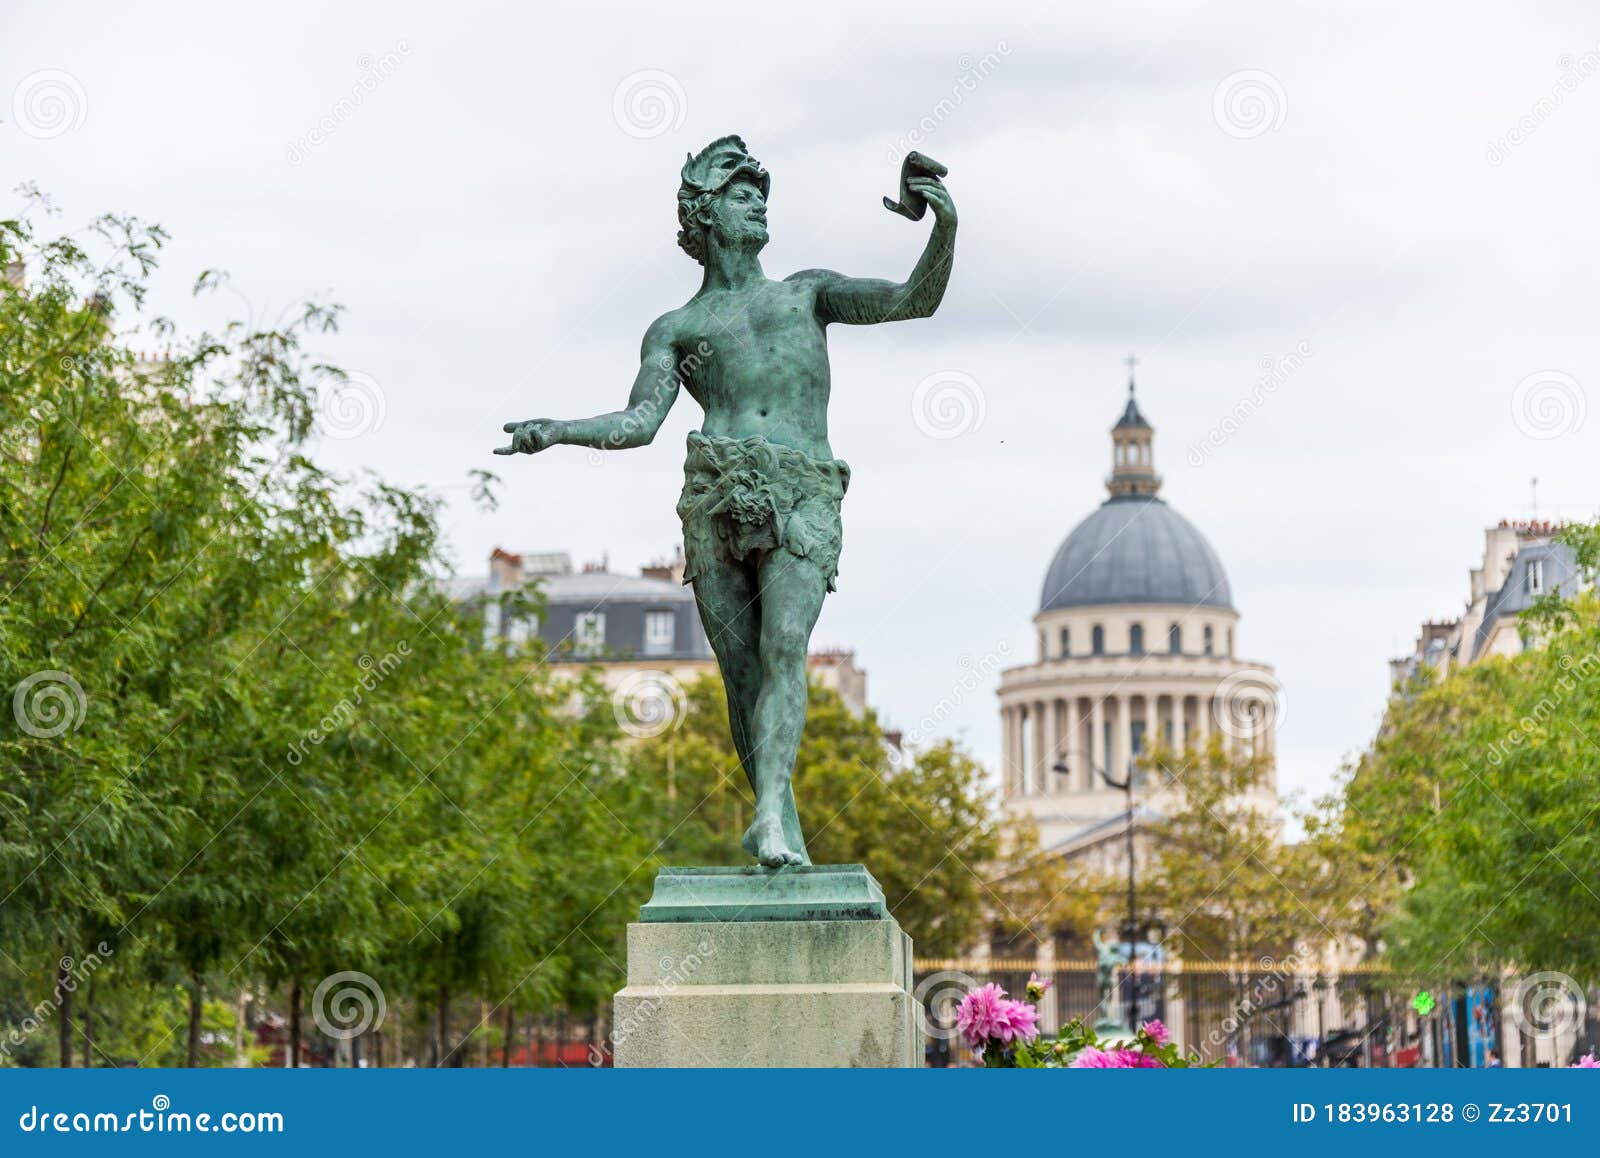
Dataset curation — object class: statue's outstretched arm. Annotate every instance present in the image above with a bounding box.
[797,179,956,326]
[496,318,681,455]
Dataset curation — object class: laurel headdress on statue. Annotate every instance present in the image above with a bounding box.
[676,135,770,265]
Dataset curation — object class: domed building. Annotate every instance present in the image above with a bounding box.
[998,374,1280,856]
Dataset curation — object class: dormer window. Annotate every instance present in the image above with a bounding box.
[1528,558,1546,596]
[1129,624,1144,655]
[644,610,676,656]
[575,611,606,657]
[1168,623,1181,653]
[1091,624,1105,655]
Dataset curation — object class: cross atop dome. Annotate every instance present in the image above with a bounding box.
[1115,354,1152,432]
[1108,361,1160,497]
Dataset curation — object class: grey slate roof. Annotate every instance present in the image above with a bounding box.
[1039,495,1234,612]
[535,571,695,604]
[1472,539,1580,659]
[1113,389,1151,430]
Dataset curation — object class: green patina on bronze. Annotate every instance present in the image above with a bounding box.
[496,135,956,868]
[639,865,889,923]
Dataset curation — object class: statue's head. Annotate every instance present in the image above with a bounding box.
[676,135,770,264]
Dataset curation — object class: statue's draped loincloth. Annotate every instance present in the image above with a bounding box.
[676,431,850,593]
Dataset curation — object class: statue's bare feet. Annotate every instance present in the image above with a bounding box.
[742,813,802,867]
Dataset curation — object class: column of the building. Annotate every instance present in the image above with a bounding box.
[1197,693,1212,751]
[1031,698,1044,792]
[1011,706,1024,796]
[1000,705,1014,796]
[1069,697,1088,792]
[1017,706,1030,796]
[1089,696,1106,793]
[1115,695,1132,780]
[1041,697,1059,792]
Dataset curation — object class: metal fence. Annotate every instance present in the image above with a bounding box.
[914,960,1600,1068]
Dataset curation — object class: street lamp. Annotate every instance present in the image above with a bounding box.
[1053,753,1142,1029]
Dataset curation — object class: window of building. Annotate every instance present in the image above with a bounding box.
[1203,625,1214,656]
[1529,558,1546,596]
[574,611,606,657]
[507,616,531,651]
[1129,624,1144,654]
[1168,622,1182,653]
[644,610,675,656]
[1059,627,1070,657]
[1091,624,1105,655]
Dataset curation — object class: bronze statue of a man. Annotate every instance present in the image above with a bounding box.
[496,135,955,867]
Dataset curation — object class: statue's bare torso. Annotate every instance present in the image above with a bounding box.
[662,274,834,460]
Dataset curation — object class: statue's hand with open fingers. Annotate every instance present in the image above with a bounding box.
[495,419,563,455]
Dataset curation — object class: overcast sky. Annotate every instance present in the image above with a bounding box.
[8,1,1598,814]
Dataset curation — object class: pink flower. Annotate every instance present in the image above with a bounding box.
[1573,1051,1600,1068]
[994,998,1040,1044]
[1140,1018,1170,1045]
[1070,1046,1120,1068]
[956,983,1007,1047]
[1113,1047,1164,1068]
[1026,971,1054,1001]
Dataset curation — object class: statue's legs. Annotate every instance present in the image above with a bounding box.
[742,547,826,867]
[688,559,763,803]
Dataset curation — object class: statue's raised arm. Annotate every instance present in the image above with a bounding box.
[792,157,956,326]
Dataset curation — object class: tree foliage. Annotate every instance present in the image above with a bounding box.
[1334,580,1600,980]
[0,193,1017,1064]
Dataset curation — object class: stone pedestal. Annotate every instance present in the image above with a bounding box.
[613,865,921,1068]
